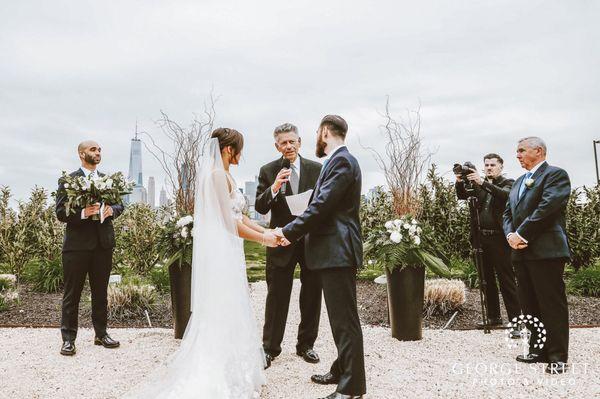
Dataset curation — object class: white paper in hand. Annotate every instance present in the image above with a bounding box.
[99,203,106,224]
[285,189,313,216]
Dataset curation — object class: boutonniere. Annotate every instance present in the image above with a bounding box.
[524,178,535,188]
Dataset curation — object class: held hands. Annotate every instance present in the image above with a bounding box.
[272,168,292,194]
[83,203,101,218]
[507,233,528,250]
[273,228,291,247]
[261,229,290,247]
[103,204,114,219]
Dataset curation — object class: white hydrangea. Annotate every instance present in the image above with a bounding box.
[176,215,194,227]
[384,221,394,229]
[390,231,402,243]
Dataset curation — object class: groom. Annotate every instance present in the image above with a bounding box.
[55,140,124,356]
[275,115,366,399]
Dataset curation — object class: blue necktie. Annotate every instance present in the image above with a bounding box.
[518,172,532,198]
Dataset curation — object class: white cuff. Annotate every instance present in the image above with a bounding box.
[271,186,279,197]
[515,232,528,244]
[507,232,528,244]
[81,209,88,219]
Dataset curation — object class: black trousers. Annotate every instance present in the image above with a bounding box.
[262,247,322,356]
[481,235,521,321]
[61,247,113,341]
[321,267,366,396]
[514,258,569,362]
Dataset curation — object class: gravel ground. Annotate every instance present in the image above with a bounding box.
[1,281,599,399]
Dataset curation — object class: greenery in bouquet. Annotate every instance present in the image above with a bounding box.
[57,171,134,217]
[363,215,449,277]
[159,214,194,270]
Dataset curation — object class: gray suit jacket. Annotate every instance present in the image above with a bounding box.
[502,161,571,261]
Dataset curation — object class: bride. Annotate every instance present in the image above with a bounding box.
[127,128,282,398]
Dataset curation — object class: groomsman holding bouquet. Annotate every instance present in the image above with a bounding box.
[55,140,131,356]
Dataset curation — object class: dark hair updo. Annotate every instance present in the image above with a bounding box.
[211,127,244,160]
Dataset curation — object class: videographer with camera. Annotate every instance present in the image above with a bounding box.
[455,154,521,333]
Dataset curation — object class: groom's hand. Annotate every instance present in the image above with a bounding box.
[273,228,291,246]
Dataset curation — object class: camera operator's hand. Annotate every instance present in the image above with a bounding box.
[466,171,483,185]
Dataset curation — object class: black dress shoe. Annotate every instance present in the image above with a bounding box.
[516,353,548,363]
[311,372,339,385]
[94,334,120,348]
[60,341,76,356]
[264,353,274,369]
[546,361,568,374]
[297,348,320,363]
[318,392,363,399]
[476,318,503,329]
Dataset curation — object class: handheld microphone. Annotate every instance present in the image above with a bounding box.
[280,158,291,194]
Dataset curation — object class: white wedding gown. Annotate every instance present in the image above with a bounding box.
[125,138,265,398]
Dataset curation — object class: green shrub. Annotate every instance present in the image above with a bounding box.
[23,258,64,293]
[107,283,157,320]
[113,204,165,275]
[149,263,170,293]
[567,186,600,270]
[448,257,479,288]
[567,263,600,297]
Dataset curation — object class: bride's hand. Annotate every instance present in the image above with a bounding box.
[262,231,279,247]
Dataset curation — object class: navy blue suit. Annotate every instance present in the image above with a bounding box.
[283,146,366,396]
[503,161,571,362]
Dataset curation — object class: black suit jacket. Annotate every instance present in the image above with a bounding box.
[55,169,124,252]
[456,175,514,229]
[282,147,363,270]
[255,155,322,268]
[502,162,571,261]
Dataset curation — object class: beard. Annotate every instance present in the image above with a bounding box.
[84,153,101,165]
[315,133,327,158]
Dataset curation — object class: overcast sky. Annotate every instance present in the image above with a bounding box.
[1,1,598,205]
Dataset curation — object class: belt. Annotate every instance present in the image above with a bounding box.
[481,229,502,236]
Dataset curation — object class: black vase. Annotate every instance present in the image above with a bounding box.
[385,265,425,341]
[168,262,192,339]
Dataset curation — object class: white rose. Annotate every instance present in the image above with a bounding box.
[413,236,421,246]
[368,260,374,265]
[181,227,189,238]
[106,179,113,189]
[64,183,70,189]
[403,223,411,230]
[384,221,394,229]
[176,215,193,227]
[393,219,401,227]
[390,231,402,243]
[411,219,418,225]
[416,227,422,234]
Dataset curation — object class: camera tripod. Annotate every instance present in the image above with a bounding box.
[466,192,491,334]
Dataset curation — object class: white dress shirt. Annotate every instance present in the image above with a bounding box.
[80,167,99,219]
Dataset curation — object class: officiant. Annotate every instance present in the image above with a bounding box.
[256,123,323,368]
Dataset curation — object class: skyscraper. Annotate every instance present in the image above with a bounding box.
[159,187,169,207]
[147,176,156,208]
[127,126,146,204]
